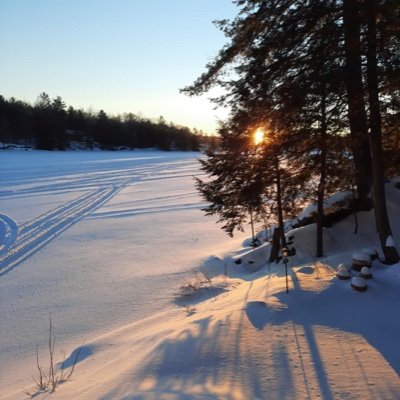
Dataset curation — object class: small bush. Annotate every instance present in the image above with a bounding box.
[23,314,82,397]
[177,271,218,301]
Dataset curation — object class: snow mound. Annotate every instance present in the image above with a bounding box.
[297,190,352,221]
[29,257,400,400]
[2,153,400,400]
[352,251,371,262]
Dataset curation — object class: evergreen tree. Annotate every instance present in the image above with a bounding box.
[51,96,67,149]
[34,92,55,149]
[183,0,400,262]
[342,0,373,208]
[0,93,248,152]
[366,0,399,263]
[184,0,345,255]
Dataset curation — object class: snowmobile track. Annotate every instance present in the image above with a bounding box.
[0,184,124,276]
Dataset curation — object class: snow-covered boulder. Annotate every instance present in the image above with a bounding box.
[351,251,371,271]
[337,264,351,280]
[351,276,367,292]
[361,247,378,261]
[235,244,270,272]
[359,266,373,279]
[297,191,352,221]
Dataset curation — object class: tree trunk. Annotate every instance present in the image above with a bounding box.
[316,85,327,258]
[275,157,287,249]
[269,227,280,263]
[366,0,399,264]
[249,209,256,247]
[343,0,373,209]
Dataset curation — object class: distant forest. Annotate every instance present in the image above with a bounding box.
[0,92,215,151]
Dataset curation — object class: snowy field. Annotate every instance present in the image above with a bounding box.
[0,150,246,397]
[1,150,400,399]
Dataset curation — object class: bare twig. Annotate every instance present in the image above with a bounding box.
[26,314,82,397]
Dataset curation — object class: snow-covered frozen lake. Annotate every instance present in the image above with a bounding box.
[2,151,400,399]
[0,150,246,392]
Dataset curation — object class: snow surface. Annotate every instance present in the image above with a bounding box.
[297,191,352,222]
[352,251,371,263]
[1,150,399,399]
[386,235,396,247]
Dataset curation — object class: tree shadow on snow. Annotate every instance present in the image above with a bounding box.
[100,266,400,400]
[244,269,400,400]
[100,283,298,400]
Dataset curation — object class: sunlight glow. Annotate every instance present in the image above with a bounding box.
[253,128,265,145]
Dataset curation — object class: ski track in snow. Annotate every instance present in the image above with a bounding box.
[0,158,200,276]
[0,213,18,252]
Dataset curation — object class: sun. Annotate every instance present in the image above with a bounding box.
[253,128,264,145]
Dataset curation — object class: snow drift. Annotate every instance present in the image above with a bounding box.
[0,151,399,399]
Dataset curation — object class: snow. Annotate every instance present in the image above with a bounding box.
[351,276,367,290]
[352,251,371,263]
[297,190,352,221]
[386,235,396,247]
[362,246,378,258]
[1,150,400,399]
[336,264,351,279]
[360,266,373,279]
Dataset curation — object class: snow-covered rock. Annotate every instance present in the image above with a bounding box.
[361,247,378,260]
[234,244,270,272]
[297,191,352,221]
[351,276,368,292]
[337,264,351,280]
[360,266,373,279]
[351,251,371,271]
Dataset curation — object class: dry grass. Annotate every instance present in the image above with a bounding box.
[23,314,82,397]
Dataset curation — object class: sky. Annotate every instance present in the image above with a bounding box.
[0,0,238,134]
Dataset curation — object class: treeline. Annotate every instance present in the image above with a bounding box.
[184,0,400,263]
[0,92,212,151]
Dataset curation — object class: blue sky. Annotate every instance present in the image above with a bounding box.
[0,0,237,134]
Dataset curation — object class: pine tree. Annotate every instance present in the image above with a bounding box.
[366,0,399,263]
[183,0,400,261]
[34,92,55,149]
[51,96,67,149]
[342,0,373,209]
